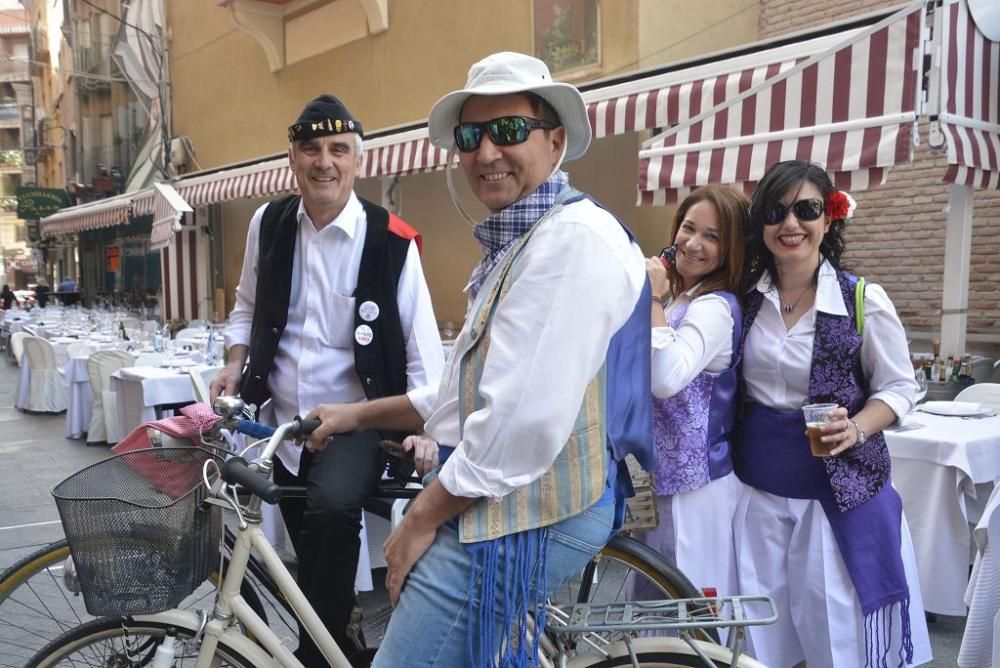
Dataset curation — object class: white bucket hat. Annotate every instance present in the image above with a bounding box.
[427,52,592,162]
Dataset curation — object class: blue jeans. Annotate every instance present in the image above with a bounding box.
[372,501,615,667]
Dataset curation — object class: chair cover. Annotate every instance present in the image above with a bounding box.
[174,328,205,341]
[188,366,224,404]
[86,350,135,443]
[21,337,68,413]
[955,383,1000,412]
[9,331,28,365]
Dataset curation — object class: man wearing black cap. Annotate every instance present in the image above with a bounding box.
[211,94,443,665]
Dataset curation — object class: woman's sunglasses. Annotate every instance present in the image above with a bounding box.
[766,198,825,225]
[453,116,557,152]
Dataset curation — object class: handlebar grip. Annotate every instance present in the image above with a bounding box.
[236,419,276,440]
[293,418,323,437]
[220,457,282,504]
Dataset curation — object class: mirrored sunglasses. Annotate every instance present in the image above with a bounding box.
[453,116,557,152]
[766,198,825,225]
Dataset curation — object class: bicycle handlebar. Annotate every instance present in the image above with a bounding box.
[221,457,283,504]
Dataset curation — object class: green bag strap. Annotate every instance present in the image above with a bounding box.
[855,277,866,336]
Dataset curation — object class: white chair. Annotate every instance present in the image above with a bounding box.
[86,350,135,443]
[9,331,28,365]
[20,337,68,413]
[188,365,224,404]
[955,383,1000,411]
[133,352,168,367]
[120,317,141,331]
[141,320,159,334]
[187,319,209,328]
[174,328,206,341]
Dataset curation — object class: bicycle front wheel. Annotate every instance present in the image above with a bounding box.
[0,537,269,665]
[26,617,256,667]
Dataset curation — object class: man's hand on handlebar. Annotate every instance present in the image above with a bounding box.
[209,364,242,403]
[302,403,365,452]
[402,435,439,477]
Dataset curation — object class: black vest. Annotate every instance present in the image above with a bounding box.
[239,195,412,414]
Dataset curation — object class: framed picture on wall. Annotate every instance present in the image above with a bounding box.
[533,0,601,77]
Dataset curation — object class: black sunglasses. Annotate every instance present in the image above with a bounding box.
[766,198,825,225]
[453,116,557,152]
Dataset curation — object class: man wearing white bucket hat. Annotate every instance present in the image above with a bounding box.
[307,52,654,666]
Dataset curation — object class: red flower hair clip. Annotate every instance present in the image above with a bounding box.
[825,190,857,223]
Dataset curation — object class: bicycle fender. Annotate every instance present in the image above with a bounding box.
[131,609,281,667]
[564,636,768,668]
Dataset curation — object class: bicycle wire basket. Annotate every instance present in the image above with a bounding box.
[52,446,223,617]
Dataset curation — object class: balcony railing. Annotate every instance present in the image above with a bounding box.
[0,59,29,82]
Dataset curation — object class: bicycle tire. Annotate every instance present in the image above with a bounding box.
[570,636,765,667]
[547,535,720,645]
[25,617,256,667]
[0,538,270,665]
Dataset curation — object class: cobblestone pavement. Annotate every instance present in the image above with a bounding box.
[0,355,965,665]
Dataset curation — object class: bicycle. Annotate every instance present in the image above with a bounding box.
[22,401,776,666]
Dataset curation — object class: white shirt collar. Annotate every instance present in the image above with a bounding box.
[754,258,847,316]
[296,191,362,238]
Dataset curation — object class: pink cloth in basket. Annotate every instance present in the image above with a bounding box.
[111,403,221,499]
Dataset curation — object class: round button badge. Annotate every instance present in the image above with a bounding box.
[355,324,374,346]
[359,301,380,322]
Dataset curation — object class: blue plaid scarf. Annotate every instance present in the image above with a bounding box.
[467,171,569,300]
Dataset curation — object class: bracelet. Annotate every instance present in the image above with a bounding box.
[651,294,666,307]
[850,419,866,445]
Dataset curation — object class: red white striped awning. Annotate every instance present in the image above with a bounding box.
[148,183,194,250]
[634,1,925,205]
[173,157,295,208]
[940,0,1000,190]
[361,127,453,178]
[39,192,134,237]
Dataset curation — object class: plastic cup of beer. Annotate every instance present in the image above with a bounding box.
[802,403,838,457]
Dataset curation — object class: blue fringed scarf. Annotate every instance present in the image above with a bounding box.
[466,528,551,667]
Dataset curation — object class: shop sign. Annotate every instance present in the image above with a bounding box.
[106,246,121,272]
[16,186,71,220]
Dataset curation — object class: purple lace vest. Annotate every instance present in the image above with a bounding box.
[651,291,742,496]
[739,272,890,512]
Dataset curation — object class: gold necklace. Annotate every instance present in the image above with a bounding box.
[779,285,813,313]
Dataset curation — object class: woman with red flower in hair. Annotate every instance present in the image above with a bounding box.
[733,160,931,667]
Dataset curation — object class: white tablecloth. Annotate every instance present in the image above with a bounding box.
[887,411,1000,615]
[111,364,203,438]
[63,356,92,439]
[959,485,1000,667]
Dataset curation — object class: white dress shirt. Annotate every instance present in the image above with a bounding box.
[226,193,444,474]
[743,260,917,419]
[408,198,646,501]
[651,288,734,399]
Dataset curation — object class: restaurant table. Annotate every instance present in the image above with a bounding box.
[63,355,93,439]
[887,410,1000,615]
[111,361,212,438]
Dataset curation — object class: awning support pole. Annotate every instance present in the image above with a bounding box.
[940,182,973,357]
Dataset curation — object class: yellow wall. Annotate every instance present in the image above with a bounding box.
[172,0,760,324]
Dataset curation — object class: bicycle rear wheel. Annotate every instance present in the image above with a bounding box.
[570,636,766,667]
[547,535,720,646]
[25,617,255,667]
[0,535,271,665]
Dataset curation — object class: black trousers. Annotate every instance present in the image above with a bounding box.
[272,429,384,667]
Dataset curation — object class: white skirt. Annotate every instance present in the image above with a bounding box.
[733,487,933,668]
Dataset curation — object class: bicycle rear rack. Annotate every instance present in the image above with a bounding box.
[544,595,778,667]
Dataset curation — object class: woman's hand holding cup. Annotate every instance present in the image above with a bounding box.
[802,404,856,457]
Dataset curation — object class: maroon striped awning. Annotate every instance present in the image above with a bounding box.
[39,192,134,237]
[940,0,1000,190]
[634,1,925,205]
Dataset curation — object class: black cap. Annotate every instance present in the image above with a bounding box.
[288,94,363,142]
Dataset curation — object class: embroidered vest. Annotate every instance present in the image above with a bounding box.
[651,291,742,496]
[453,194,648,543]
[739,271,889,512]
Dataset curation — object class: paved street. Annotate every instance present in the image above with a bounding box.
[0,357,968,665]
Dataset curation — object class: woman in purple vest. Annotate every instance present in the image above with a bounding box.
[633,184,748,610]
[734,160,931,667]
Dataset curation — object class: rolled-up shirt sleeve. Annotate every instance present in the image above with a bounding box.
[860,283,918,420]
[224,205,267,350]
[651,294,733,399]
[436,208,644,500]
